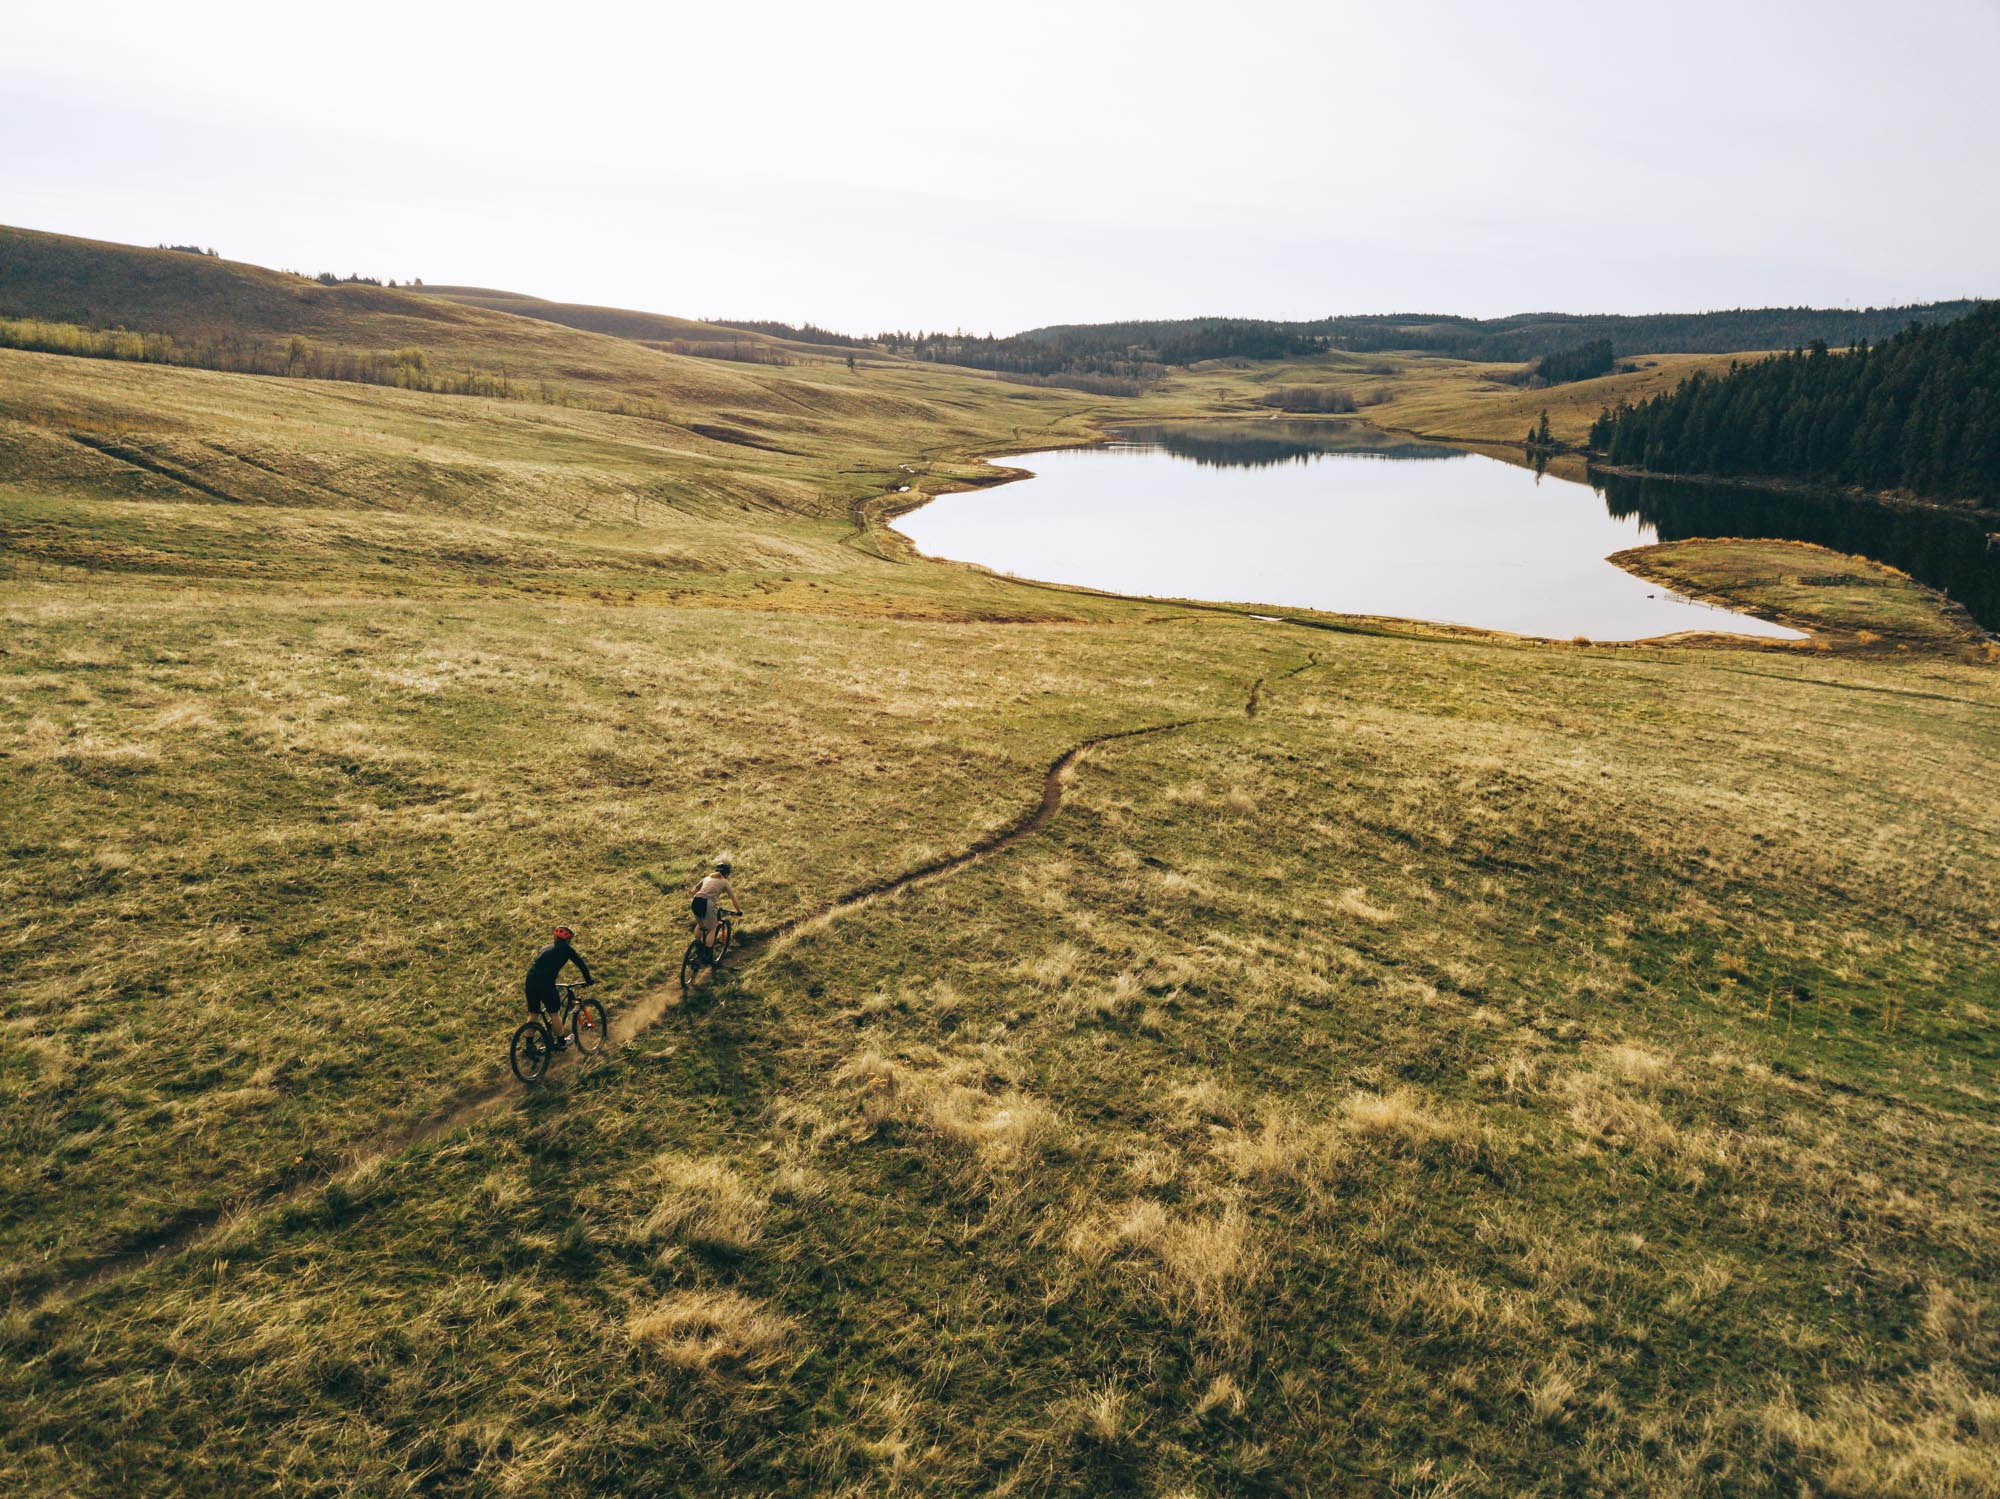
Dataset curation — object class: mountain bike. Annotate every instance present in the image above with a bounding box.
[680,913,735,996]
[510,981,608,1084]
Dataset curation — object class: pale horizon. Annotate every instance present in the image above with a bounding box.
[6,0,1997,335]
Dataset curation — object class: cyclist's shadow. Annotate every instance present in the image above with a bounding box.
[674,975,776,1107]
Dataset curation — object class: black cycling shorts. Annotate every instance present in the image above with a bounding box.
[525,982,558,1016]
[692,896,711,921]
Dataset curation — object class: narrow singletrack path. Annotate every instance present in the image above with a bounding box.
[17,651,1315,1318]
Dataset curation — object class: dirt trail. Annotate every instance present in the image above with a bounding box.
[17,655,1314,1318]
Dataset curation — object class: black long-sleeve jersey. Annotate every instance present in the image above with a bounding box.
[525,940,592,992]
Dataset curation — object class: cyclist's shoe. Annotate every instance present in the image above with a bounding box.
[554,1035,572,1051]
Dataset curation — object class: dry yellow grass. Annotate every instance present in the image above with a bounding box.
[627,1288,798,1376]
[639,1154,769,1257]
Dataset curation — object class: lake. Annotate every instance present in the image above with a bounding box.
[892,424,1807,642]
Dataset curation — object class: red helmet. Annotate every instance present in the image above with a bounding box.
[553,926,574,941]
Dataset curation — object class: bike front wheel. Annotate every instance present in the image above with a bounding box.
[511,1021,554,1084]
[712,920,732,965]
[571,997,608,1054]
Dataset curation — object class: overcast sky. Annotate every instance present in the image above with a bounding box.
[5,1,1996,334]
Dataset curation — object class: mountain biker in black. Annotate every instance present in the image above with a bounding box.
[525,926,593,1048]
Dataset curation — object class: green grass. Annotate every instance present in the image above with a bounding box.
[0,246,1996,1495]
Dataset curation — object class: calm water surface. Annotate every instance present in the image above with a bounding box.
[894,425,1805,641]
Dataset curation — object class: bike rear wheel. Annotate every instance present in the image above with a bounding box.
[510,1021,554,1084]
[680,939,707,995]
[571,997,608,1054]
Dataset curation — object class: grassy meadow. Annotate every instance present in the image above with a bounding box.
[1021,345,1753,451]
[1,261,1997,1496]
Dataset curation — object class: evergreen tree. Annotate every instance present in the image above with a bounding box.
[1586,304,1997,503]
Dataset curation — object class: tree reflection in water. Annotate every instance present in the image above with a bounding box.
[1592,470,2000,634]
[1109,423,1464,470]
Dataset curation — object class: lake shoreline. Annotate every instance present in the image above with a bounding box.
[889,432,1808,646]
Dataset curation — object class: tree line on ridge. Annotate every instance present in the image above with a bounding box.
[1588,303,1998,505]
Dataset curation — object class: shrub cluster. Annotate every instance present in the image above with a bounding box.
[0,316,515,398]
[1260,385,1357,413]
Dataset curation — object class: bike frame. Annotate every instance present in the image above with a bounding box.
[541,982,582,1030]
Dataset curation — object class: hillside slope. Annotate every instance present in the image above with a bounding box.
[406,284,794,356]
[903,303,1988,381]
[0,226,822,412]
[0,226,437,338]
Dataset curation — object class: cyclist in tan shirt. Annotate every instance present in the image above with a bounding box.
[690,856,743,949]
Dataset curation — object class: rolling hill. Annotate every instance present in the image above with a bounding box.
[907,303,1989,382]
[406,283,772,349]
[0,225,830,413]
